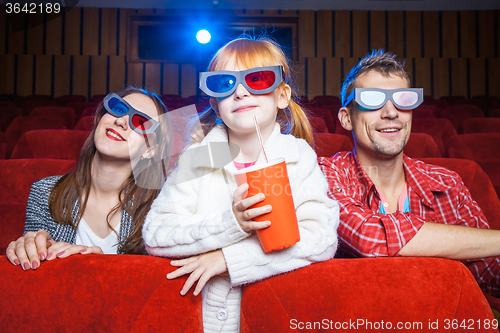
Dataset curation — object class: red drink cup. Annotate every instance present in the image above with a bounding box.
[233,158,300,252]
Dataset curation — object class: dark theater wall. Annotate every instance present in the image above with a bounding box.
[0,6,499,100]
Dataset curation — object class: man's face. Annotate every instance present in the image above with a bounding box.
[340,70,412,160]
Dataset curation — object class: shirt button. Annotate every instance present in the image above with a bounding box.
[217,310,227,321]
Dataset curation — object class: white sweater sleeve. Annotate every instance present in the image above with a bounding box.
[222,141,340,287]
[143,147,250,258]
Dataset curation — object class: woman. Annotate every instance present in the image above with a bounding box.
[6,87,171,270]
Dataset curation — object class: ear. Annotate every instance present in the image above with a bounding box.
[277,84,292,109]
[209,97,219,115]
[338,106,353,131]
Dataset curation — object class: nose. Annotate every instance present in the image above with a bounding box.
[380,100,399,119]
[114,115,129,130]
[233,83,250,99]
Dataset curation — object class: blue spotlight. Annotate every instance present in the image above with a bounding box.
[196,30,211,44]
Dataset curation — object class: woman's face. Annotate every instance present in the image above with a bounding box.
[94,93,160,166]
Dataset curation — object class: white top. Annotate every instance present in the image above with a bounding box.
[75,217,120,254]
[143,123,340,333]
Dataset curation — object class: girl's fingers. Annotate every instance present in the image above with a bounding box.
[241,220,271,231]
[80,246,103,254]
[232,183,249,202]
[235,193,266,213]
[170,256,198,267]
[180,270,203,296]
[244,204,272,220]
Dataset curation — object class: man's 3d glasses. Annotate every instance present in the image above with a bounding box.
[343,88,423,111]
[103,92,159,134]
[199,66,284,98]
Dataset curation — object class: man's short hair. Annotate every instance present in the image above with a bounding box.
[341,49,411,107]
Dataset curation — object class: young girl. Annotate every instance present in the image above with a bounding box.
[6,88,171,270]
[143,37,339,332]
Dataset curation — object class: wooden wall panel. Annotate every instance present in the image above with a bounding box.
[423,11,439,58]
[406,11,422,58]
[352,11,368,58]
[343,58,360,81]
[299,10,315,59]
[35,55,52,95]
[335,11,350,58]
[460,11,476,58]
[469,58,486,98]
[127,62,144,88]
[489,58,500,98]
[478,11,494,58]
[100,8,118,56]
[307,57,324,99]
[91,56,108,96]
[8,14,25,55]
[0,9,5,55]
[64,7,81,55]
[118,8,128,56]
[325,58,342,98]
[413,58,431,97]
[108,55,126,93]
[46,13,63,55]
[0,55,16,95]
[433,58,450,98]
[316,10,332,58]
[82,8,99,56]
[162,64,180,95]
[442,11,458,58]
[53,55,71,97]
[387,11,404,57]
[27,17,44,55]
[370,11,386,52]
[181,64,196,97]
[72,55,90,97]
[17,55,34,96]
[145,63,162,93]
[450,58,467,97]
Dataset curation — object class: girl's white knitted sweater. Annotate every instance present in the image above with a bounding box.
[143,123,339,333]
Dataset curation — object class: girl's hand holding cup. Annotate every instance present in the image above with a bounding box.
[232,183,272,233]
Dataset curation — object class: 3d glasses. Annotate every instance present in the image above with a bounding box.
[343,88,423,111]
[199,66,284,98]
[103,92,159,134]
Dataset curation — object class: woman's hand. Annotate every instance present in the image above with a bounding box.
[6,230,103,271]
[167,250,228,296]
[232,183,272,232]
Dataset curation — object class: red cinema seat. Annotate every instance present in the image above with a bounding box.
[310,96,341,108]
[0,159,76,253]
[489,109,500,118]
[440,104,485,134]
[463,118,500,134]
[335,118,354,143]
[440,95,467,106]
[411,118,457,157]
[0,106,22,132]
[0,132,6,159]
[412,106,436,118]
[5,116,67,158]
[309,117,328,133]
[308,108,336,133]
[10,130,90,160]
[30,106,76,129]
[53,95,87,105]
[74,116,94,131]
[404,133,441,158]
[90,94,107,103]
[313,133,353,158]
[67,102,99,120]
[81,106,98,118]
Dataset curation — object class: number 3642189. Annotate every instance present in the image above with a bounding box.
[5,3,61,14]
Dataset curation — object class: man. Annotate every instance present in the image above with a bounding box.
[318,49,500,295]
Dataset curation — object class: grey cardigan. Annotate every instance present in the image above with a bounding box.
[24,176,133,254]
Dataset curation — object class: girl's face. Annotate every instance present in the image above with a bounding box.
[212,60,290,140]
[94,93,160,166]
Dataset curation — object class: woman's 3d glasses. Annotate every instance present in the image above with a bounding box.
[199,66,284,98]
[103,92,159,134]
[343,88,423,111]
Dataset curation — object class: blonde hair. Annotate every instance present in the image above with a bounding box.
[194,36,312,145]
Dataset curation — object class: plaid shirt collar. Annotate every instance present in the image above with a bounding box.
[350,148,452,207]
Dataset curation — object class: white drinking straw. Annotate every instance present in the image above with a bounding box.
[253,115,269,163]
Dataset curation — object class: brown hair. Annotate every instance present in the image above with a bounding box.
[193,36,313,145]
[341,49,410,108]
[48,87,171,254]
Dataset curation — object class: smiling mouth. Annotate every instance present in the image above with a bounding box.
[233,106,256,113]
[106,129,125,141]
[376,128,401,133]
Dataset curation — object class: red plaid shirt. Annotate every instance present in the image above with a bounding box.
[319,150,500,295]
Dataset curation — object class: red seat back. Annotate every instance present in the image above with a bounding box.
[440,104,485,134]
[10,130,90,160]
[307,108,336,133]
[74,116,94,131]
[5,116,67,158]
[53,95,87,105]
[313,133,353,158]
[309,117,328,133]
[411,118,457,157]
[0,106,22,132]
[67,102,99,120]
[30,106,76,129]
[404,133,441,158]
[463,118,500,134]
[0,159,76,253]
[447,133,500,161]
